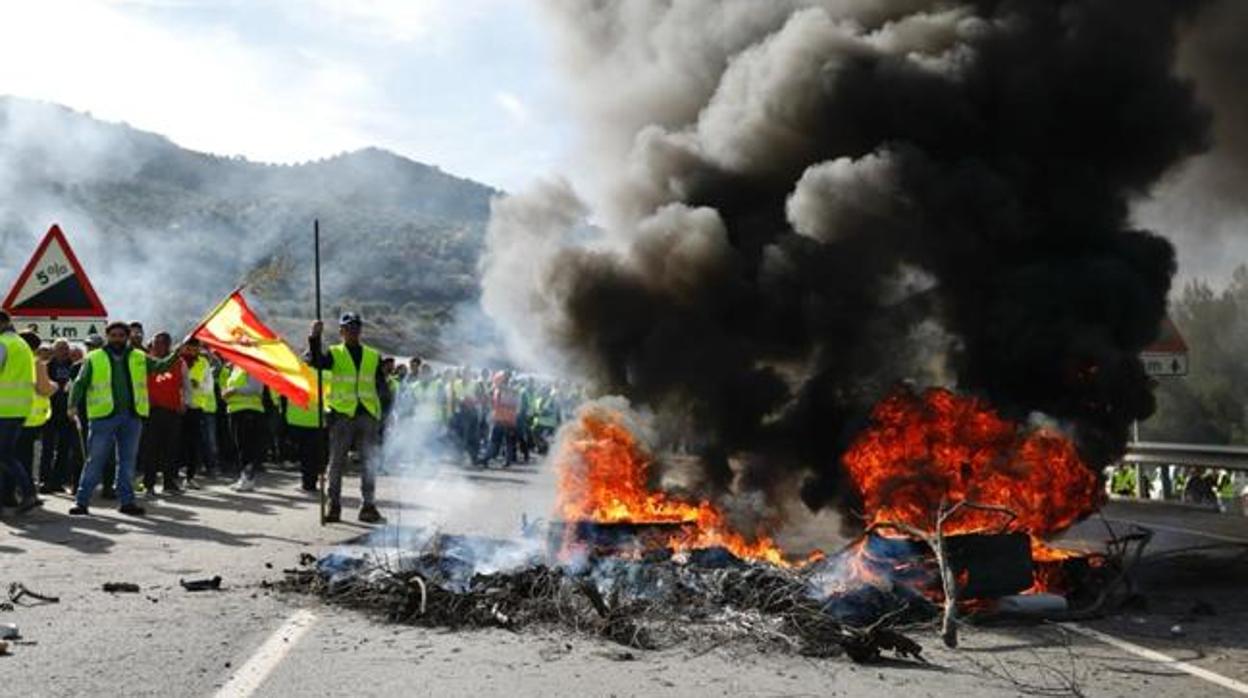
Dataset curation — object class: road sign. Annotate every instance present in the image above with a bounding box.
[15,318,108,342]
[2,224,108,318]
[1142,315,1188,377]
[1141,352,1188,377]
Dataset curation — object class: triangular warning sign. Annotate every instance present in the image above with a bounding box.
[3,224,107,317]
[1144,314,1188,354]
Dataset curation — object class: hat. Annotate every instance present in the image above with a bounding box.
[85,334,105,349]
[338,312,363,328]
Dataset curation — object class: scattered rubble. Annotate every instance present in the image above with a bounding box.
[180,576,223,592]
[282,534,932,664]
[8,582,59,606]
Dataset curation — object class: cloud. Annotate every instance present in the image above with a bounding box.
[307,0,511,46]
[0,0,378,163]
[495,91,531,125]
[307,0,442,43]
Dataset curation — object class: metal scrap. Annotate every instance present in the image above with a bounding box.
[8,582,59,605]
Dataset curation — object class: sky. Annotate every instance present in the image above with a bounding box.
[0,0,567,191]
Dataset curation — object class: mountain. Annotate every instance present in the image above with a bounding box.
[0,96,499,355]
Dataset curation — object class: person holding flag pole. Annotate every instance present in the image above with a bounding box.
[305,312,389,524]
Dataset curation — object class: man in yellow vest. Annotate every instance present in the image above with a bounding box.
[306,312,390,524]
[16,340,54,486]
[68,322,182,516]
[221,364,267,492]
[181,339,218,488]
[279,370,328,493]
[0,314,55,514]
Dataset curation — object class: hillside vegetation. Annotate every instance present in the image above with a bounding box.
[0,97,497,355]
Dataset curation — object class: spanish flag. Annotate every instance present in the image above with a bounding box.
[192,290,318,408]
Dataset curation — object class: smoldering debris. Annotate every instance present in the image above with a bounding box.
[281,532,932,664]
[483,0,1220,515]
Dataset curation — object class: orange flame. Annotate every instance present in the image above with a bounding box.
[838,387,1104,596]
[843,387,1103,539]
[555,405,793,566]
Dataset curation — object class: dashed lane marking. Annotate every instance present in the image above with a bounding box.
[1066,623,1248,695]
[213,609,317,698]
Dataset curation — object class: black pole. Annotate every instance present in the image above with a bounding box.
[315,219,327,525]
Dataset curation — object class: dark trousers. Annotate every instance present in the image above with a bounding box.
[231,410,266,479]
[141,407,182,490]
[0,418,35,503]
[217,413,237,474]
[182,409,218,480]
[289,425,322,489]
[454,408,481,461]
[483,423,517,465]
[39,415,78,489]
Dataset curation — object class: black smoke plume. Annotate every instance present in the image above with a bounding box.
[483,0,1217,515]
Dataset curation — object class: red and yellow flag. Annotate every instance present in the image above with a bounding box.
[192,290,317,408]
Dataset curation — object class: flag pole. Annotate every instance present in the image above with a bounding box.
[315,219,327,526]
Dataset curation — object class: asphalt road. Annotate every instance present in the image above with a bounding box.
[2,460,1246,698]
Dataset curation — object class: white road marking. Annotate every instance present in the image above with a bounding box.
[1104,517,1248,545]
[214,609,317,698]
[1066,623,1248,695]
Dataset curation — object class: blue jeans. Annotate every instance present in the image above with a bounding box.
[75,413,143,507]
[0,417,35,502]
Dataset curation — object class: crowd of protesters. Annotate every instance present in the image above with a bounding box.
[391,362,584,469]
[0,310,579,524]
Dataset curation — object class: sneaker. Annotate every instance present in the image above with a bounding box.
[38,483,59,495]
[68,505,89,516]
[144,488,160,500]
[231,477,255,493]
[119,503,146,517]
[358,504,385,524]
[164,484,185,496]
[185,479,202,491]
[16,497,44,514]
[323,504,341,524]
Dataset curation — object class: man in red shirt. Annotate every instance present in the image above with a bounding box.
[142,331,186,496]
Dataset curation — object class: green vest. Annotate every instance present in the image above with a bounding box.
[328,344,380,419]
[188,357,217,413]
[0,332,34,419]
[285,370,328,428]
[224,367,264,414]
[533,396,560,429]
[85,349,149,419]
[25,392,51,427]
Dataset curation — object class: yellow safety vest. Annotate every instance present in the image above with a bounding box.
[224,367,264,414]
[25,392,51,428]
[0,332,34,420]
[285,370,329,428]
[328,344,380,419]
[188,357,217,413]
[85,349,150,420]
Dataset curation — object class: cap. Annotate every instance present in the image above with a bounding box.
[338,312,362,328]
[85,334,105,348]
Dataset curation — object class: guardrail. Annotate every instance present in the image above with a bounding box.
[1123,441,1248,472]
[1118,441,1248,505]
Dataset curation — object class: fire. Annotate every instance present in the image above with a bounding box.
[843,387,1103,539]
[834,387,1105,598]
[555,404,792,566]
